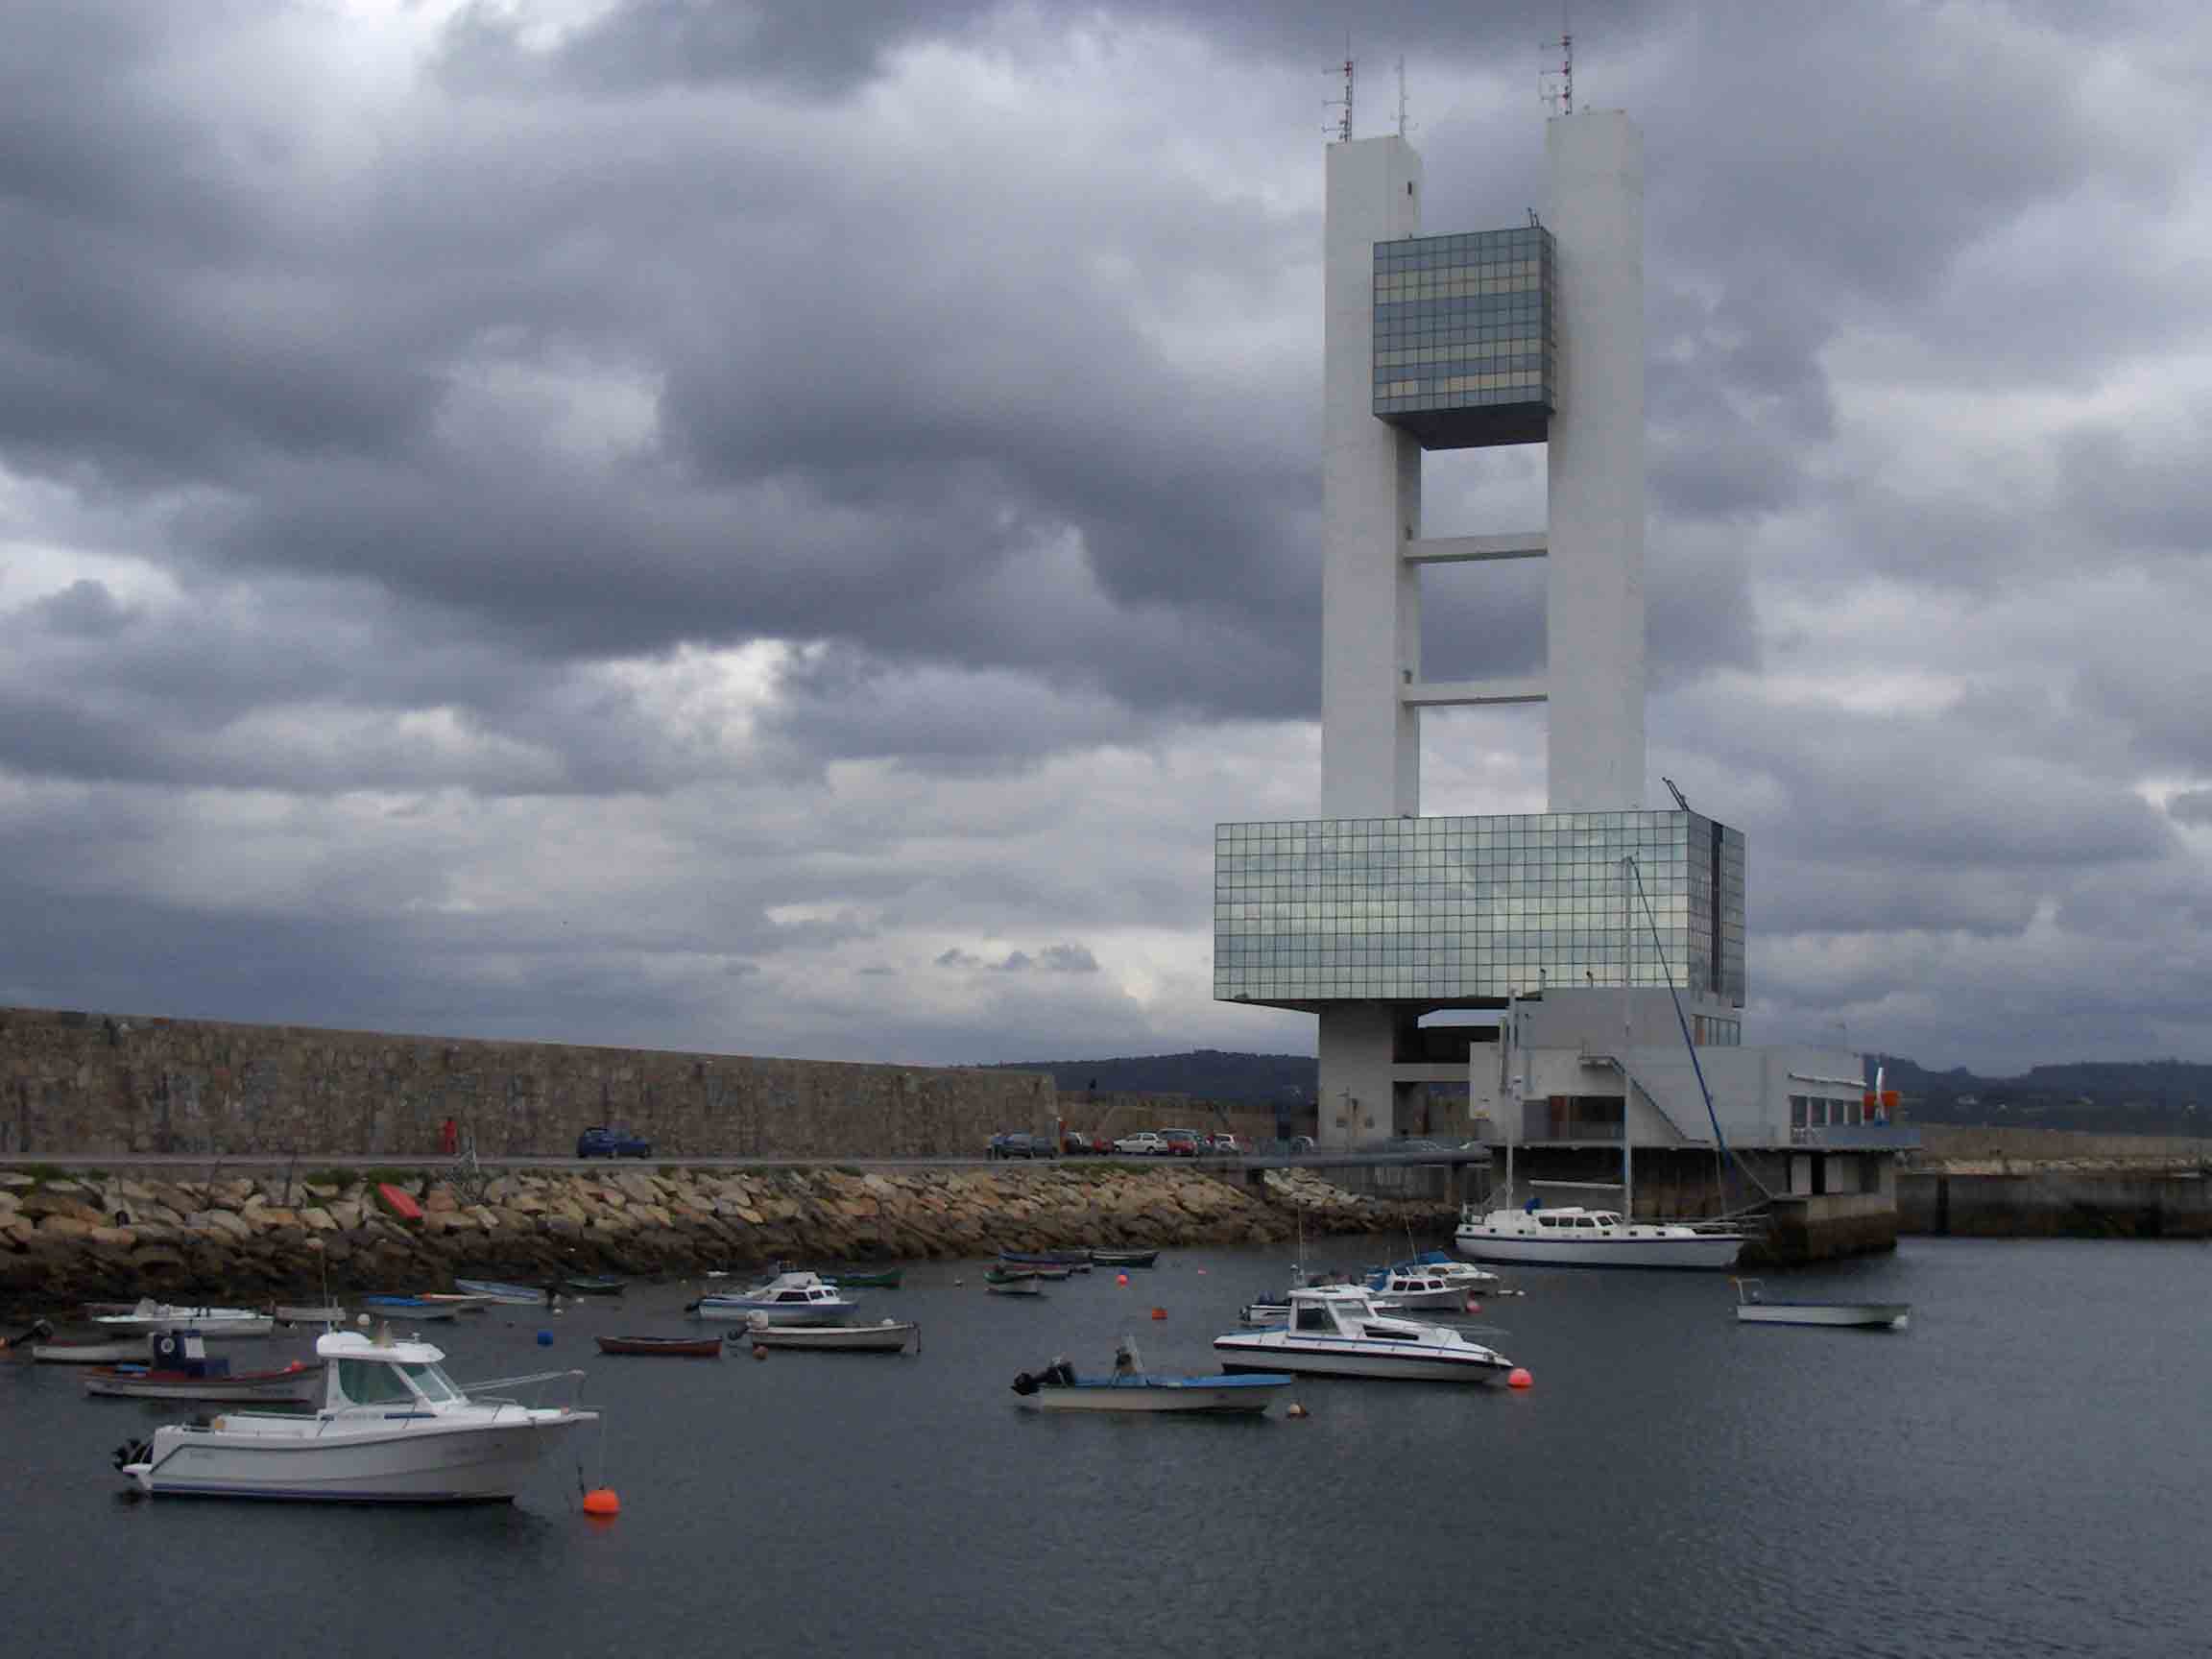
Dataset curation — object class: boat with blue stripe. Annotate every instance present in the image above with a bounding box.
[1012,1339,1292,1413]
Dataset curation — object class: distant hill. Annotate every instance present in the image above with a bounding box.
[985,1049,1316,1105]
[991,1048,2212,1137]
[1879,1055,2212,1137]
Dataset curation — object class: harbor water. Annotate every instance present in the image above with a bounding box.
[3,1236,2205,1658]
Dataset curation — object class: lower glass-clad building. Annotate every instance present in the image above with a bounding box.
[1214,809,1743,1011]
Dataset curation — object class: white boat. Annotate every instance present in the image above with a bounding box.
[1012,1340,1291,1413]
[112,1330,594,1503]
[1214,1286,1519,1384]
[1733,1280,1910,1330]
[1401,1251,1503,1291]
[743,1316,920,1353]
[692,1271,860,1326]
[1361,1263,1477,1310]
[1455,1204,1748,1269]
[92,1301,273,1338]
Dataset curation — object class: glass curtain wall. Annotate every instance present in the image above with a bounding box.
[1214,810,1744,1008]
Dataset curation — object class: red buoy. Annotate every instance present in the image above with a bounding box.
[582,1488,621,1516]
[1507,1367,1533,1390]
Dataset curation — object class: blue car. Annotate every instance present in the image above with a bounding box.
[986,1132,1054,1160]
[576,1125,652,1159]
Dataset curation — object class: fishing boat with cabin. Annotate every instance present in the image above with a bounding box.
[1214,1286,1520,1385]
[110,1329,594,1502]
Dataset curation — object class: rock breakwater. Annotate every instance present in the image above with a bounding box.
[0,1164,1453,1308]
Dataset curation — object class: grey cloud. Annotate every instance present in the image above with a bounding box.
[1038,945,1100,973]
[2168,791,2212,827]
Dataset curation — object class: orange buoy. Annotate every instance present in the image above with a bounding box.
[752,1344,768,1360]
[1149,1307,1166,1320]
[1116,1273,1129,1286]
[1506,1367,1533,1390]
[581,1488,621,1516]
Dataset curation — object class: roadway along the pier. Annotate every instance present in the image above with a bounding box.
[10,1150,1492,1174]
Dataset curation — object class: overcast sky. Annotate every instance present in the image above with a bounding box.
[3,0,2208,1076]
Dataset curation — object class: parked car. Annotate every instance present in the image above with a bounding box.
[576,1125,652,1159]
[1062,1130,1110,1155]
[987,1131,1054,1160]
[1159,1128,1204,1157]
[1207,1133,1243,1154]
[1287,1134,1317,1154]
[1112,1131,1168,1156]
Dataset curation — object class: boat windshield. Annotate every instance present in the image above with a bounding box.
[403,1362,460,1403]
[335,1358,459,1406]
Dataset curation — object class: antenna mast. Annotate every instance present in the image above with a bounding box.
[1540,30,1574,114]
[1326,51,1355,143]
[1396,57,1410,138]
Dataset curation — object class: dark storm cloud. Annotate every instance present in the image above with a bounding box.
[4,0,2209,1074]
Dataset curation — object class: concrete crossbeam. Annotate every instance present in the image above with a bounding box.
[1401,678,1549,708]
[1402,532,1548,565]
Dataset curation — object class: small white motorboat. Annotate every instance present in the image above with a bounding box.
[1401,1250,1503,1291]
[691,1271,860,1326]
[1214,1286,1521,1384]
[1454,1204,1748,1270]
[1361,1263,1477,1310]
[112,1330,594,1502]
[1733,1280,1910,1330]
[1012,1339,1291,1413]
[743,1316,920,1354]
[84,1331,325,1404]
[92,1301,273,1339]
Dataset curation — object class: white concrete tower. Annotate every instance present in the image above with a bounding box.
[1544,111,1647,812]
[1234,110,1657,1149]
[1320,135,1423,820]
[1316,135,1423,1142]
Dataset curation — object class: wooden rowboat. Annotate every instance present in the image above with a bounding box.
[595,1334,723,1358]
[744,1320,920,1354]
[983,1271,1045,1296]
[564,1275,628,1296]
[1088,1249,1160,1268]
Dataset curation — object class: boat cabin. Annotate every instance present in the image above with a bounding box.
[1369,1267,1456,1296]
[140,1329,231,1379]
[314,1332,468,1413]
[1283,1286,1426,1343]
[747,1272,846,1307]
[1473,1205,1627,1235]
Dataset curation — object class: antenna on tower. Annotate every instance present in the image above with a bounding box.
[1326,44,1355,143]
[1539,26,1574,115]
[1396,57,1411,138]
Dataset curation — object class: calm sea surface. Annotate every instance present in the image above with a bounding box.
[4,1236,2206,1658]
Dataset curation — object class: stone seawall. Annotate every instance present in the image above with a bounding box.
[1899,1170,2212,1239]
[0,1163,1454,1310]
[0,1005,1300,1160]
[0,1006,1054,1160]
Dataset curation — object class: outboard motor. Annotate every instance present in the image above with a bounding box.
[1010,1370,1041,1396]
